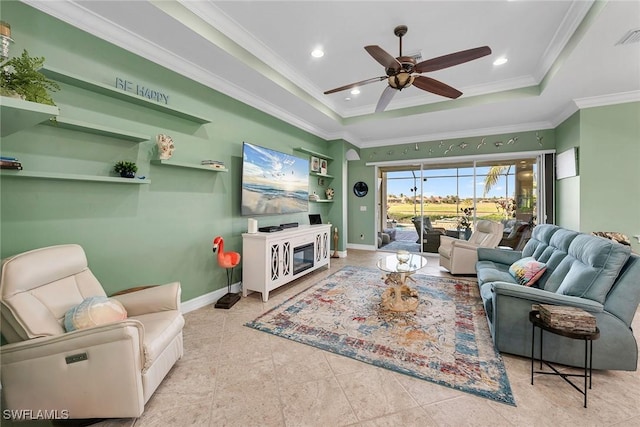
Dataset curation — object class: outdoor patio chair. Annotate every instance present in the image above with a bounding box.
[411,216,446,253]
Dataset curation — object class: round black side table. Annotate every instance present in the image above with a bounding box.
[529,310,600,408]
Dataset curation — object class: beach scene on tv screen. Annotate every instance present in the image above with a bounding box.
[242,142,309,215]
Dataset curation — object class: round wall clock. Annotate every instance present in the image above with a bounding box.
[353,181,368,197]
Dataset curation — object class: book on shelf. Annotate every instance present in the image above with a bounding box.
[0,160,23,170]
[201,160,225,169]
[201,160,225,165]
[0,156,19,162]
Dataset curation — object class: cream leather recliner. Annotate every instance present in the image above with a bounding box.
[439,220,504,275]
[0,244,185,419]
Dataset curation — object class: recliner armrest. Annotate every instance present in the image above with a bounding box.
[450,240,482,251]
[1,319,145,362]
[439,235,456,248]
[112,282,181,316]
[1,320,147,418]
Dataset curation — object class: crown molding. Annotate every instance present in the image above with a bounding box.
[21,0,633,153]
[574,90,640,109]
[178,1,336,113]
[21,0,337,141]
[549,102,580,128]
[533,0,594,82]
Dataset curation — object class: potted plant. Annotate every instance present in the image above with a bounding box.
[458,207,474,240]
[0,49,59,105]
[114,161,138,179]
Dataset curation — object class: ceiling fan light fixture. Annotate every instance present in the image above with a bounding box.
[388,72,414,90]
[322,25,491,112]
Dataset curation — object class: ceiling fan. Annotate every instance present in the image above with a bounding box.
[324,25,491,113]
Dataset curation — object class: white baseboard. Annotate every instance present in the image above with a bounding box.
[181,282,242,313]
[347,243,377,251]
[330,250,348,258]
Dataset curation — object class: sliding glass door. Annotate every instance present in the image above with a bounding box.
[379,153,546,253]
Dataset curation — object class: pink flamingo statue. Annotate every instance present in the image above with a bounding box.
[212,236,242,309]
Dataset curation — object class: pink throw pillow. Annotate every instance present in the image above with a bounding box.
[509,257,547,287]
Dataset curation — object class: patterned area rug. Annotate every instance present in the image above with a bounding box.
[246,266,515,405]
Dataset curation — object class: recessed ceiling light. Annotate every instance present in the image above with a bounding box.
[344,97,351,101]
[311,48,324,58]
[350,88,360,95]
[493,57,508,66]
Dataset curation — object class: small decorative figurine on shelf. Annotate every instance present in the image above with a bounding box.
[325,187,334,200]
[156,134,175,160]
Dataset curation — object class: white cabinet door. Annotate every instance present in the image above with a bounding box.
[315,230,330,265]
[268,239,292,289]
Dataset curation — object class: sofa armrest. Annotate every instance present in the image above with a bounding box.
[477,248,523,265]
[1,320,146,418]
[491,282,604,313]
[112,282,181,316]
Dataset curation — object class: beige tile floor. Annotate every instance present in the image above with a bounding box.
[7,249,640,426]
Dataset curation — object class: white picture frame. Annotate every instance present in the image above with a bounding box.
[556,147,578,180]
[320,159,328,175]
[311,156,320,172]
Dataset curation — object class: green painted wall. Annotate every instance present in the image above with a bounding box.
[580,102,640,252]
[346,156,377,247]
[0,2,344,301]
[555,111,581,230]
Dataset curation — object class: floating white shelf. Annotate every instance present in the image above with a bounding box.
[310,199,334,203]
[41,67,211,124]
[0,169,151,184]
[311,171,334,179]
[1,97,59,137]
[151,159,228,172]
[294,147,333,161]
[44,117,149,142]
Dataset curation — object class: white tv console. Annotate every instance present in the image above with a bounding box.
[242,224,331,302]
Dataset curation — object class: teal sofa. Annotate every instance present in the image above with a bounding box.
[476,224,640,370]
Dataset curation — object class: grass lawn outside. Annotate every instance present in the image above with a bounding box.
[387,201,515,230]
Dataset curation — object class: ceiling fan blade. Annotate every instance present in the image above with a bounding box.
[375,86,397,113]
[324,76,386,95]
[413,76,462,99]
[365,45,401,71]
[415,46,492,73]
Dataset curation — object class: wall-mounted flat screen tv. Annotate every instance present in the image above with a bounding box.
[241,142,309,216]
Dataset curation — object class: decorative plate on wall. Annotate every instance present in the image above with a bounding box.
[353,181,368,197]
